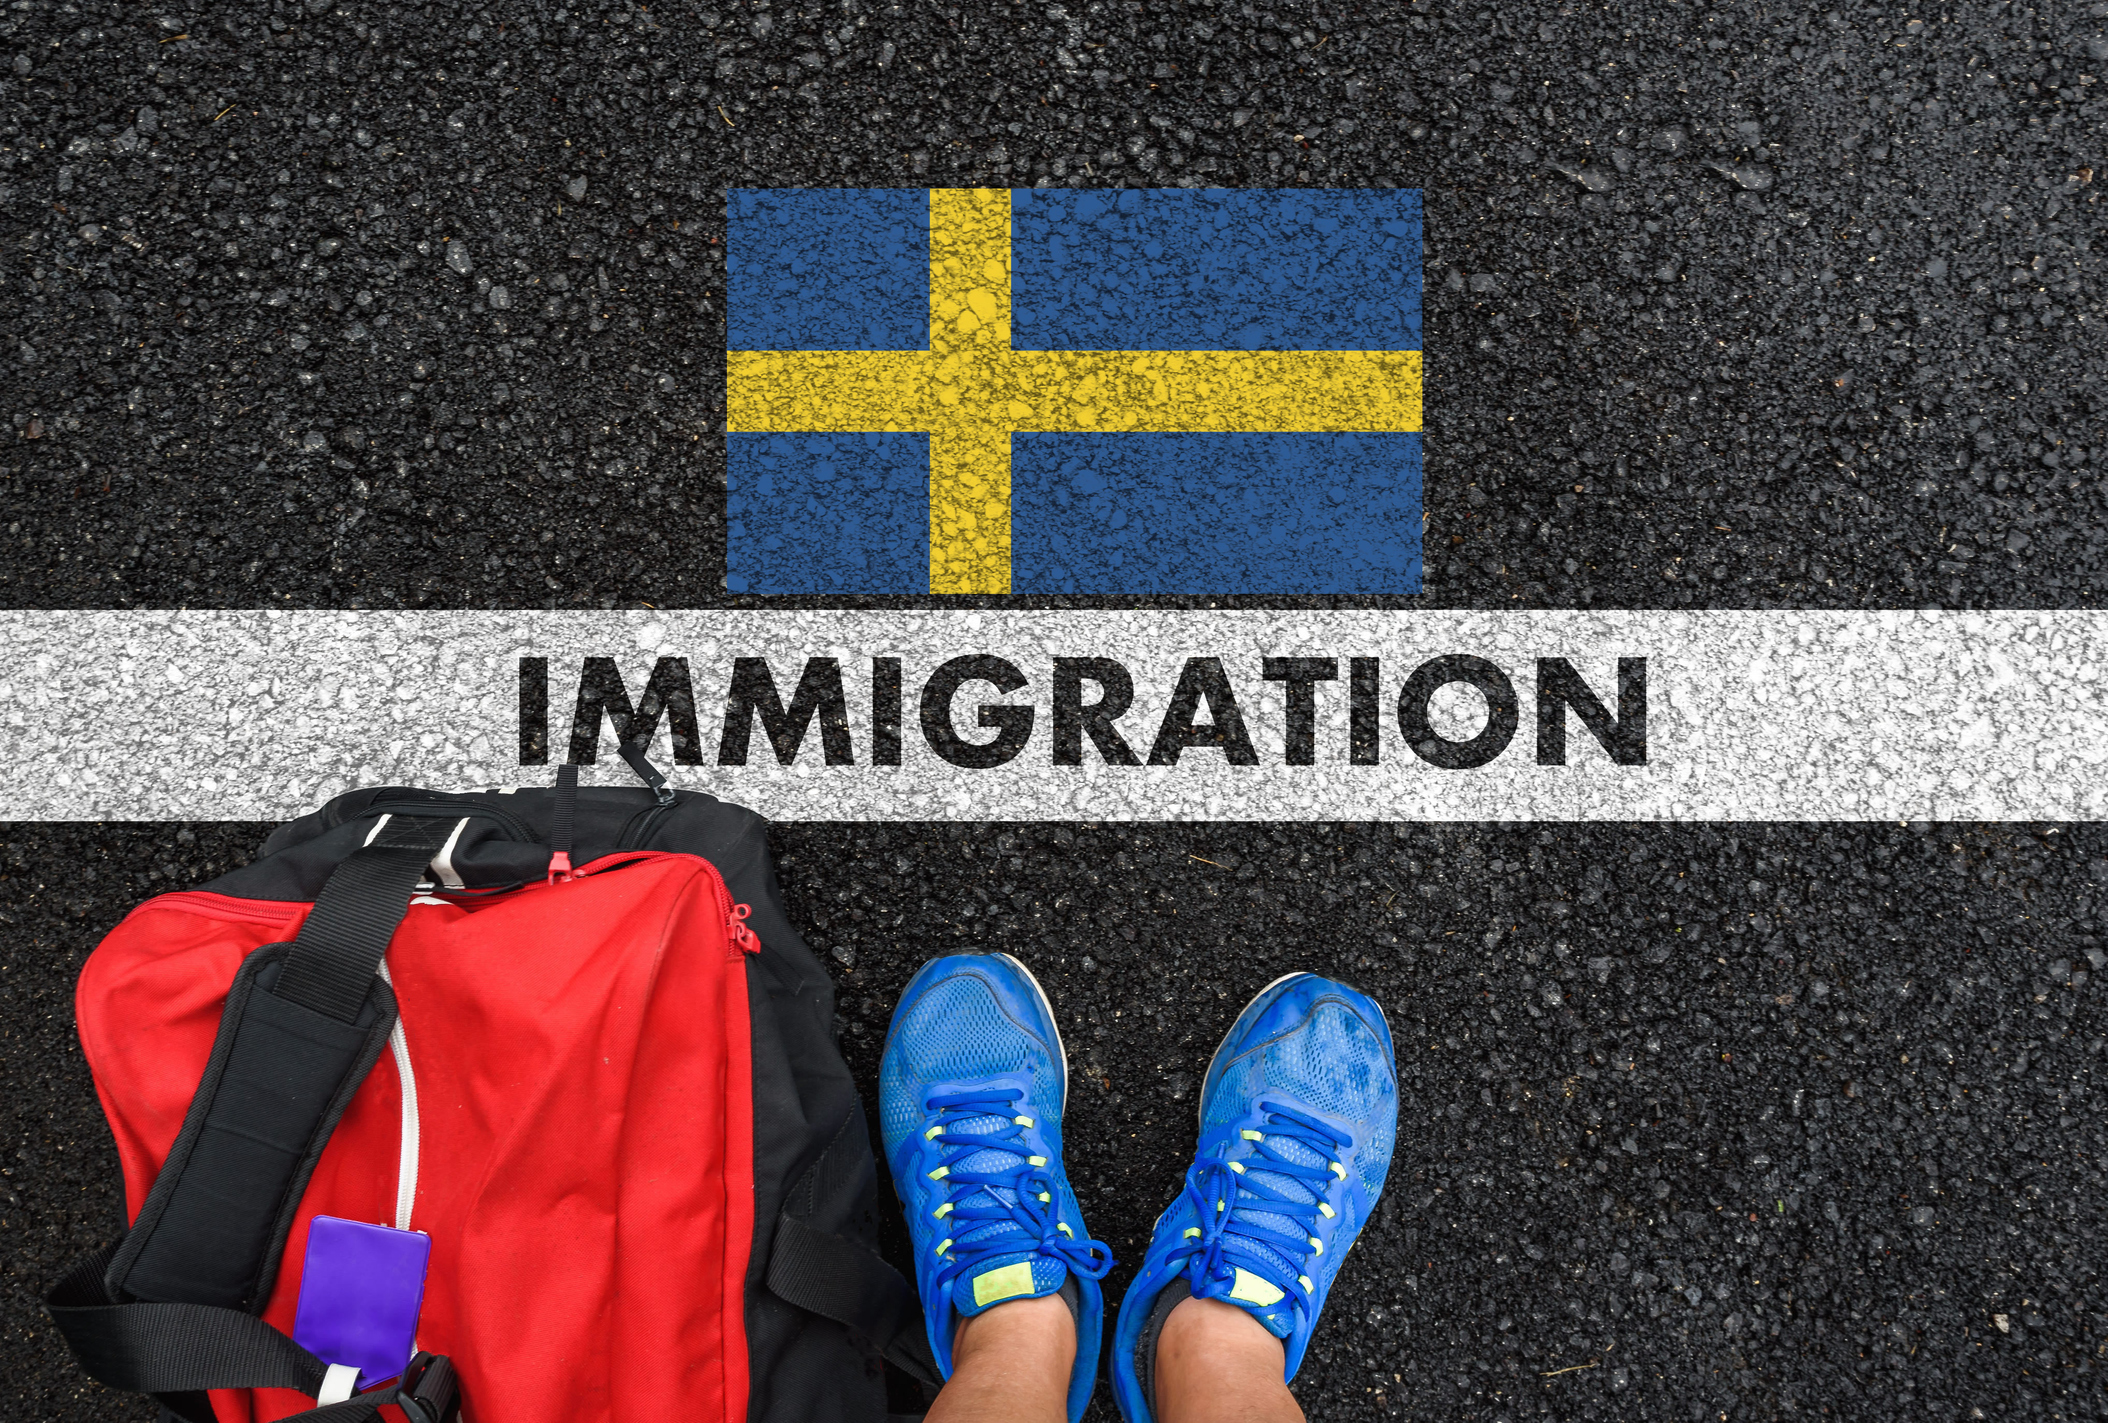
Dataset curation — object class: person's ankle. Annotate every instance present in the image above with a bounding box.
[932,1291,1078,1423]
[1154,1296,1296,1423]
[1161,1293,1281,1358]
[952,1289,1078,1370]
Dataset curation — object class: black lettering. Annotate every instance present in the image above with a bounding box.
[717,657,855,766]
[1350,657,1381,766]
[569,656,704,765]
[921,654,1034,769]
[1149,657,1258,766]
[1053,657,1141,766]
[1262,657,1337,766]
[518,656,549,765]
[1536,657,1648,765]
[1396,655,1519,769]
[873,657,903,768]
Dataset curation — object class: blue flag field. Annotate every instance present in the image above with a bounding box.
[726,188,1424,595]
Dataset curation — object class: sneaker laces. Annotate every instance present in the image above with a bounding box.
[1167,1101,1352,1321]
[921,1088,1114,1294]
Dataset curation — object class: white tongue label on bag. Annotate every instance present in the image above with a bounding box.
[317,1363,360,1404]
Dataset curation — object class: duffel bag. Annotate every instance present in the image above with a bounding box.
[47,754,936,1423]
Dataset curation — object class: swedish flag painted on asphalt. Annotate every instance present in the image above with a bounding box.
[726,188,1423,595]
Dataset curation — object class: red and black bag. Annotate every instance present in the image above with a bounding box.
[47,759,936,1423]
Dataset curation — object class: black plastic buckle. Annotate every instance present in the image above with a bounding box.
[394,1352,461,1423]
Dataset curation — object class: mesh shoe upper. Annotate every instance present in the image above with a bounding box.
[1110,973,1398,1423]
[880,954,1112,1423]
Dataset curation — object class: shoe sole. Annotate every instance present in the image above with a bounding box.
[1198,971,1394,1131]
[995,951,1069,1112]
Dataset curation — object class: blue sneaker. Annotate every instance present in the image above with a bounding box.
[880,953,1114,1423]
[1109,973,1397,1422]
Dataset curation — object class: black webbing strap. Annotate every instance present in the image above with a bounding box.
[275,816,457,1022]
[550,763,578,855]
[769,1217,938,1385]
[765,1105,941,1387]
[49,1246,461,1423]
[51,1243,327,1396]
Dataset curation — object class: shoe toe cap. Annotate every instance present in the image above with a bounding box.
[880,962,1061,1148]
[1206,997,1397,1187]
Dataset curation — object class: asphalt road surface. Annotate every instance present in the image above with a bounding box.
[7,821,2104,1420]
[0,0,2099,611]
[3,0,2105,1420]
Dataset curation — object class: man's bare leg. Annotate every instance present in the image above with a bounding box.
[926,1293,1077,1423]
[1155,1294,1304,1423]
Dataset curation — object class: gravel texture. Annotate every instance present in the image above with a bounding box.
[5,2,2106,1420]
[5,820,2104,1421]
[0,2,2101,609]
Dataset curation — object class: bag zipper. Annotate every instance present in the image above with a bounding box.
[691,857,759,959]
[528,849,758,958]
[614,798,676,851]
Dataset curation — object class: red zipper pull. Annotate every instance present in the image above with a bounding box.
[545,850,575,885]
[727,901,759,954]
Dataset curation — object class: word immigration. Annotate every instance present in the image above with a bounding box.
[518,654,1647,771]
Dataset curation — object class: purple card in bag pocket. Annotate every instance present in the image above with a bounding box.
[291,1216,431,1387]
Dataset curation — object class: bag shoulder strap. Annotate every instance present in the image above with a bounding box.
[765,1103,942,1388]
[50,1244,459,1422]
[108,814,456,1310]
[50,816,462,1422]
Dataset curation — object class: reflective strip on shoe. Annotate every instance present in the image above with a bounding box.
[1229,1267,1285,1307]
[972,1260,1038,1307]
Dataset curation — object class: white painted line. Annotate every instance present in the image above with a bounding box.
[0,611,2102,822]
